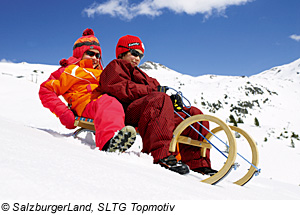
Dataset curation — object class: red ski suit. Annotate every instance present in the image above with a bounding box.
[99,59,211,169]
[39,59,125,149]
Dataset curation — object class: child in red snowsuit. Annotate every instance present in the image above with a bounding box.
[39,29,136,152]
[99,35,216,175]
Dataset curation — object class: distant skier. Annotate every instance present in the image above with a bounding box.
[39,29,136,152]
[99,35,217,175]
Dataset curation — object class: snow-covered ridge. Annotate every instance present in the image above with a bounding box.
[0,58,300,200]
[253,58,300,82]
[0,61,59,84]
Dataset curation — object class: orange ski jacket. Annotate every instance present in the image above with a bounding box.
[42,59,102,116]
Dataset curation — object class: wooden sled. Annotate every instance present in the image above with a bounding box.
[73,114,259,186]
[169,114,259,186]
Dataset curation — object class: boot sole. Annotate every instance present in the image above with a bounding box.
[108,126,136,153]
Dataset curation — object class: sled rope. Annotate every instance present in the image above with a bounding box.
[168,87,191,108]
[169,87,260,173]
[169,87,227,158]
[182,109,260,173]
[174,111,228,159]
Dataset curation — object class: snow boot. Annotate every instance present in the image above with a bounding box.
[193,167,218,176]
[104,126,136,153]
[158,155,190,175]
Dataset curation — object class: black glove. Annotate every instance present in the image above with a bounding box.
[170,94,183,112]
[157,86,169,93]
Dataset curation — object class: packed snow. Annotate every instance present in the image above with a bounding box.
[0,59,299,211]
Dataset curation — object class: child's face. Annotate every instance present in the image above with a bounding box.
[121,49,143,67]
[82,49,100,69]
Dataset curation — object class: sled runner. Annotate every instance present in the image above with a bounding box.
[73,113,260,186]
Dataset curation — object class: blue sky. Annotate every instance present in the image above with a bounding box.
[0,0,299,76]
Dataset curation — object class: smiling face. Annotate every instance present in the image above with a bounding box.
[120,49,143,67]
[82,49,101,69]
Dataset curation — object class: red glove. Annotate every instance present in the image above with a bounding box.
[59,109,76,129]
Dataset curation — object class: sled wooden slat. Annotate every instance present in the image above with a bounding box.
[177,136,212,157]
[74,117,95,131]
[178,136,212,149]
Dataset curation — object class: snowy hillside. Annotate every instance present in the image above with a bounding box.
[0,59,300,206]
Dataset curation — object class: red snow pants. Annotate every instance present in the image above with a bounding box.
[125,92,211,169]
[81,94,125,150]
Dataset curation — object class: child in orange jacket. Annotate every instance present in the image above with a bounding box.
[39,29,136,152]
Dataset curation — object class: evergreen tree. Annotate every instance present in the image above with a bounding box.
[229,114,237,126]
[254,117,260,127]
[237,117,244,123]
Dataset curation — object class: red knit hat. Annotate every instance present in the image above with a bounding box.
[116,35,145,59]
[73,28,102,59]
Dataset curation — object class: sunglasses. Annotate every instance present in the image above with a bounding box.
[85,50,101,59]
[129,49,144,59]
[119,46,144,59]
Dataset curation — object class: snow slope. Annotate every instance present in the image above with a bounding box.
[0,60,300,204]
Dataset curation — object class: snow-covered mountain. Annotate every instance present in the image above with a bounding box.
[0,59,300,204]
[141,59,300,148]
